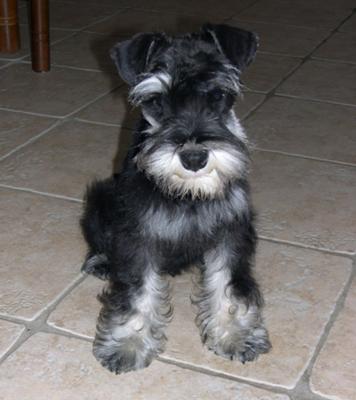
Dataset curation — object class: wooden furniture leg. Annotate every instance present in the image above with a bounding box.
[31,0,49,72]
[0,0,20,53]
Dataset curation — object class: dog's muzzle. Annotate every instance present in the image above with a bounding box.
[179,149,208,172]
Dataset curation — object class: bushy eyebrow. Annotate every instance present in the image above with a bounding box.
[129,72,172,105]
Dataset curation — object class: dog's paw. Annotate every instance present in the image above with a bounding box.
[93,335,160,374]
[209,325,271,363]
[93,344,152,374]
[237,327,271,363]
[81,254,110,280]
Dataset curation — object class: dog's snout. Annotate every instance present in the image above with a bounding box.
[179,150,208,172]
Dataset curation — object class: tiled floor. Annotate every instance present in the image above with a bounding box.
[0,0,355,399]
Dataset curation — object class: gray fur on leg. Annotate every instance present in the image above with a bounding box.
[93,269,172,374]
[194,247,271,363]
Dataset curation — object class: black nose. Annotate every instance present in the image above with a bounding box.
[179,150,208,172]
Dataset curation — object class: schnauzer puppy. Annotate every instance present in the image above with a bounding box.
[81,23,271,374]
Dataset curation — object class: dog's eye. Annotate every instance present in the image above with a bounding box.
[209,89,226,102]
[150,95,163,110]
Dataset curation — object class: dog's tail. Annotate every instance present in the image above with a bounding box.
[80,177,118,279]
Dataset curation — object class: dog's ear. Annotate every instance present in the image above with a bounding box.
[202,24,259,71]
[110,33,167,86]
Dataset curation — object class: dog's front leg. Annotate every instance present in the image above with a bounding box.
[195,221,271,363]
[93,263,172,374]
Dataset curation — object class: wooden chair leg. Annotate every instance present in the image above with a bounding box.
[31,0,49,72]
[0,0,20,53]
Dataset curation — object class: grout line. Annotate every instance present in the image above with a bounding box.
[241,53,304,92]
[227,17,334,32]
[272,92,356,108]
[242,88,268,95]
[0,314,31,325]
[25,273,87,324]
[242,8,356,123]
[45,323,94,342]
[18,23,81,33]
[0,273,86,365]
[253,148,356,168]
[157,355,292,394]
[70,7,129,32]
[259,235,355,259]
[0,119,63,162]
[311,56,356,66]
[0,106,65,119]
[42,324,93,343]
[14,7,129,67]
[0,329,34,365]
[74,117,122,128]
[64,84,123,118]
[242,88,356,109]
[0,184,83,203]
[222,0,263,22]
[81,6,228,22]
[0,324,27,360]
[256,50,302,59]
[292,256,356,399]
[73,117,135,132]
[20,6,130,33]
[19,59,107,73]
[273,92,356,108]
[229,14,350,32]
[227,16,337,32]
[0,273,86,326]
[10,28,89,64]
[0,60,15,69]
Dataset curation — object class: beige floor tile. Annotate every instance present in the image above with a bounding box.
[0,26,74,60]
[0,333,290,400]
[0,111,56,159]
[251,152,356,253]
[87,9,220,36]
[310,279,356,400]
[120,0,256,18]
[48,276,102,338]
[50,32,119,73]
[245,96,356,164]
[66,0,134,5]
[277,60,356,106]
[75,86,139,128]
[235,93,266,120]
[0,321,24,357]
[237,0,352,29]
[19,0,121,30]
[0,189,84,319]
[339,13,356,32]
[228,20,328,57]
[0,120,126,199]
[241,54,299,93]
[313,32,356,63]
[46,241,352,389]
[0,64,121,117]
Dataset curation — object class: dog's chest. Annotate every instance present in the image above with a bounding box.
[141,191,246,244]
[142,202,216,244]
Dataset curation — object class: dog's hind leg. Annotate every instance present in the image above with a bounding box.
[80,178,117,280]
[194,216,271,363]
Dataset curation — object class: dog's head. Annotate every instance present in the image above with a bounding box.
[111,24,258,200]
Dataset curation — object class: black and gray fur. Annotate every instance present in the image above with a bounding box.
[81,24,271,374]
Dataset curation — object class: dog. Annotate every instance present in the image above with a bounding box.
[80,23,271,374]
